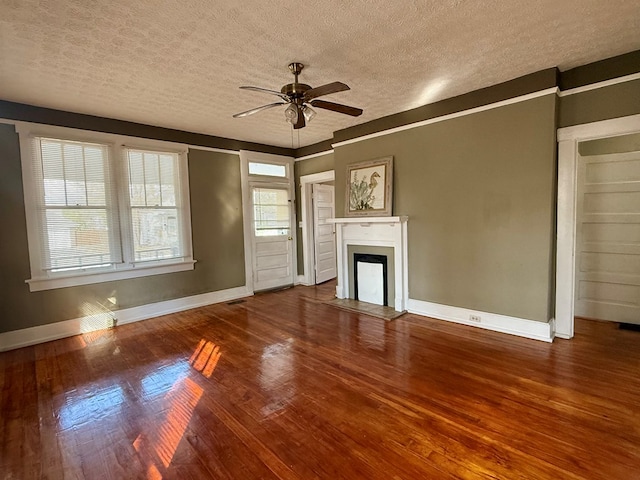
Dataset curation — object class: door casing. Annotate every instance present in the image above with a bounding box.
[240,150,296,293]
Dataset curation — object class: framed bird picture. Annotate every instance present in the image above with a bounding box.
[345,156,393,217]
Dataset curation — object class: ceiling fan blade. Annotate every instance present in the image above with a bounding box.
[309,99,363,117]
[240,86,289,101]
[304,82,350,101]
[233,102,286,118]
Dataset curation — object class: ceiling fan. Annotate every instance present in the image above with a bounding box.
[233,62,363,129]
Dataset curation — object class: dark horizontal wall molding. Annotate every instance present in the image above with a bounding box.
[332,68,559,145]
[295,139,334,158]
[0,100,295,157]
[560,50,640,91]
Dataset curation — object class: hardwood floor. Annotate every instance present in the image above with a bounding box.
[2,282,640,479]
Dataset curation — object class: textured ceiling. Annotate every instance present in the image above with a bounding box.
[1,0,639,148]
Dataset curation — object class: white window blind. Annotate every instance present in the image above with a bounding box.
[35,138,120,271]
[126,149,184,262]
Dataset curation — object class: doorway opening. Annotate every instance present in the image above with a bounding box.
[299,170,337,285]
[556,114,640,338]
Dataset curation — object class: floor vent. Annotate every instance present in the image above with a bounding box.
[619,323,640,332]
[227,299,246,306]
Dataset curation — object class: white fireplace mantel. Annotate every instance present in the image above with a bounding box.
[327,216,408,312]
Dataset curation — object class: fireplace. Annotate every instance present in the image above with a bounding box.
[327,216,408,312]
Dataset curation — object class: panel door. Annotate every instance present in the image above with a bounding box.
[251,185,294,291]
[313,184,336,284]
[574,151,640,324]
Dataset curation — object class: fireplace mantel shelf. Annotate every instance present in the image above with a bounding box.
[327,216,408,225]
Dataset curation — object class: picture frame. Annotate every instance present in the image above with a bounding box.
[345,156,393,217]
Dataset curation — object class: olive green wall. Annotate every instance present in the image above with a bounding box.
[293,153,335,274]
[558,78,640,128]
[335,95,558,322]
[0,124,246,334]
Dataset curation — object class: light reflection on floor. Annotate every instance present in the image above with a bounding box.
[58,384,125,430]
[132,338,221,477]
[134,377,204,470]
[55,337,222,478]
[259,339,295,418]
[189,339,221,378]
[141,362,191,398]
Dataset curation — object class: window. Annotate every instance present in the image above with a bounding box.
[126,149,183,262]
[36,138,118,272]
[17,123,194,291]
[248,161,286,177]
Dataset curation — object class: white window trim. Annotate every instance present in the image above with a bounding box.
[15,121,196,292]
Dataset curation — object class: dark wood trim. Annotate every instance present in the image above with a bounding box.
[294,139,334,158]
[0,100,295,156]
[559,49,640,90]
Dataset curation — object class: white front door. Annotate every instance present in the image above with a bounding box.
[574,151,640,324]
[251,185,294,291]
[313,184,336,284]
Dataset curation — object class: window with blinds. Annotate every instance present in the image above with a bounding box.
[19,124,194,291]
[126,149,182,262]
[36,138,120,271]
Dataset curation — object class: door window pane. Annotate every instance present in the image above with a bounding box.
[253,188,290,236]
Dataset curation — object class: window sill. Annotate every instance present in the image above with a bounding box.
[26,259,197,292]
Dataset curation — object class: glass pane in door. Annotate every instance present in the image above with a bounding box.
[252,188,290,237]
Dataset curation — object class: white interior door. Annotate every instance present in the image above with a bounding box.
[313,184,336,284]
[574,151,640,324]
[251,185,294,291]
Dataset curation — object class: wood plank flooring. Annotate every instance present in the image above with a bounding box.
[2,282,640,479]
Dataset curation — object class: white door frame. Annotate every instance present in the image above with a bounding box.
[240,150,296,293]
[299,170,335,286]
[556,113,640,338]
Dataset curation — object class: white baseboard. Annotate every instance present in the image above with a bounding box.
[407,298,555,342]
[296,275,310,286]
[0,285,253,352]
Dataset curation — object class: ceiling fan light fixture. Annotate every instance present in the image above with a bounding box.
[302,105,316,122]
[284,103,298,124]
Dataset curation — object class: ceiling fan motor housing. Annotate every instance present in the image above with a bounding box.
[281,82,311,103]
[282,62,309,104]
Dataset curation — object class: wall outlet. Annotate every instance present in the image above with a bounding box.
[469,314,481,322]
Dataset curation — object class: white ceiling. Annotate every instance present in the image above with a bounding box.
[1,0,639,149]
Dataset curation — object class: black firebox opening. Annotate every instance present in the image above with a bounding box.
[353,253,388,306]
